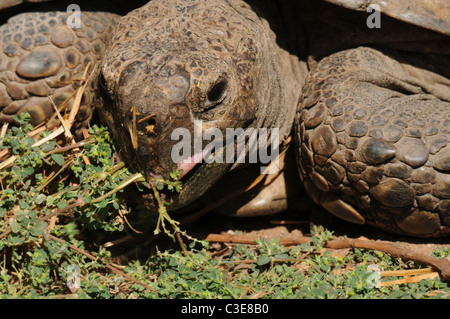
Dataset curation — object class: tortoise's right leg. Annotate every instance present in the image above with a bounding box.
[0,8,119,134]
[296,47,450,237]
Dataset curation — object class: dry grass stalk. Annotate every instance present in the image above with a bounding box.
[380,271,439,286]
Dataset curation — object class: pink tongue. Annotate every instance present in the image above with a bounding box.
[177,146,213,180]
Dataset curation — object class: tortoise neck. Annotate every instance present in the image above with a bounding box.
[246,0,308,141]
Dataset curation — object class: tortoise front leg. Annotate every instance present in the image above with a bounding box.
[296,46,450,237]
[0,8,119,135]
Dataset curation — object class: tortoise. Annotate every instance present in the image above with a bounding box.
[0,0,449,237]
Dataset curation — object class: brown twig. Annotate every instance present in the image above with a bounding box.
[205,233,310,246]
[204,233,450,281]
[118,209,143,234]
[175,230,189,257]
[325,238,450,281]
[44,138,91,155]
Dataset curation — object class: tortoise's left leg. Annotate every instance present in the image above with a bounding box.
[0,8,120,135]
[296,47,450,237]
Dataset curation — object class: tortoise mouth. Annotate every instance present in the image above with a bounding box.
[177,144,215,180]
[156,144,230,210]
[141,144,219,200]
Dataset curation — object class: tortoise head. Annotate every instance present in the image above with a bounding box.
[97,0,294,209]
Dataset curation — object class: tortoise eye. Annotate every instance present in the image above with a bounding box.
[205,80,227,107]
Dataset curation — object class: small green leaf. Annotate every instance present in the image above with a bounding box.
[46,195,55,206]
[51,153,65,166]
[31,222,48,236]
[19,200,28,210]
[41,142,55,152]
[24,136,35,146]
[96,199,108,208]
[274,253,290,259]
[23,167,34,176]
[35,194,47,205]
[11,221,21,233]
[169,258,178,267]
[84,195,92,203]
[256,256,272,266]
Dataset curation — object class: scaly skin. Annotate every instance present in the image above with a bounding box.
[296,47,450,237]
[0,8,119,133]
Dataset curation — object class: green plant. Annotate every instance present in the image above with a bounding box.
[0,114,151,297]
[1,113,449,299]
[432,247,450,259]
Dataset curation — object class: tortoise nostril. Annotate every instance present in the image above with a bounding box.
[137,114,157,135]
[145,121,156,135]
